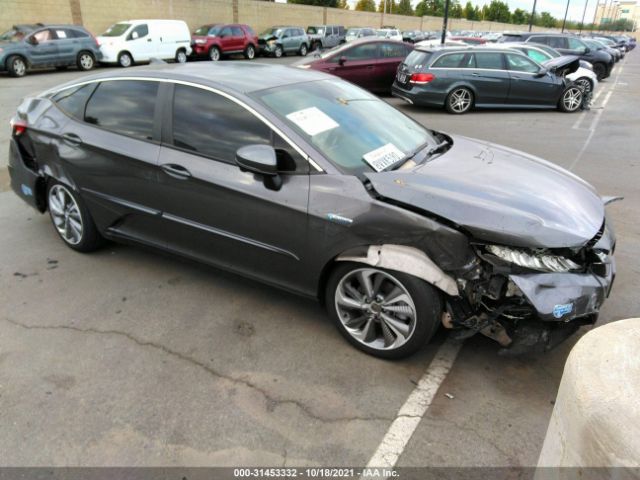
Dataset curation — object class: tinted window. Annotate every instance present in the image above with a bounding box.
[128,24,148,40]
[381,42,408,58]
[506,53,540,73]
[546,36,566,49]
[473,52,504,69]
[232,26,243,37]
[52,83,98,120]
[69,28,89,38]
[246,26,256,36]
[172,85,271,164]
[85,80,158,140]
[523,48,550,63]
[404,50,432,69]
[432,52,466,68]
[220,27,232,37]
[568,37,586,50]
[340,43,378,60]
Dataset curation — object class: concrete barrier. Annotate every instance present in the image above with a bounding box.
[537,318,640,474]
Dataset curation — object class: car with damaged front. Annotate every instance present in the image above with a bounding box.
[8,63,616,359]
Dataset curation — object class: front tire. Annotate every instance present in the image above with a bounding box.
[7,55,27,77]
[273,45,283,58]
[77,51,95,71]
[445,87,473,114]
[244,44,256,59]
[558,85,583,113]
[117,52,133,68]
[175,49,187,63]
[47,181,103,252]
[325,263,442,359]
[209,46,221,61]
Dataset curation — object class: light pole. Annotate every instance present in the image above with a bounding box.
[528,0,538,31]
[441,0,451,44]
[579,0,589,33]
[561,0,571,31]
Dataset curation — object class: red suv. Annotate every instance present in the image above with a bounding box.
[191,24,258,61]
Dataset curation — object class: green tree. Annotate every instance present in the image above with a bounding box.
[377,0,397,12]
[355,0,377,11]
[450,0,463,18]
[288,0,338,6]
[337,0,350,8]
[481,4,489,20]
[396,0,414,15]
[537,11,556,27]
[463,1,476,20]
[485,0,510,22]
[511,8,526,24]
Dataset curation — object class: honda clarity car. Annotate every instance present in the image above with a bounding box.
[8,63,616,358]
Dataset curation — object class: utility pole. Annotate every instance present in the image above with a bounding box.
[561,0,571,31]
[441,0,451,44]
[579,0,589,33]
[528,0,538,31]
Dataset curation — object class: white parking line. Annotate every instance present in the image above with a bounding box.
[365,338,463,469]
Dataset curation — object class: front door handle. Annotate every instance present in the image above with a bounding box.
[61,132,82,146]
[471,72,480,76]
[161,163,192,179]
[366,65,374,70]
[147,38,152,42]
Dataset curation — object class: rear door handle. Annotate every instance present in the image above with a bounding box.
[471,72,480,76]
[366,65,375,70]
[61,132,82,146]
[161,163,192,179]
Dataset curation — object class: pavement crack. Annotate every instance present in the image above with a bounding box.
[431,416,515,460]
[4,317,393,425]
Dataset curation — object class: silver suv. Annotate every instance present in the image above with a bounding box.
[306,25,345,51]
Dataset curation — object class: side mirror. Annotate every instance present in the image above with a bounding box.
[27,36,38,45]
[236,145,281,190]
[583,47,590,54]
[338,55,347,66]
[282,34,289,39]
[535,67,549,77]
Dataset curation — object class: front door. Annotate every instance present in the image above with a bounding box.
[156,83,310,290]
[26,29,59,67]
[504,52,558,106]
[330,42,380,91]
[125,23,154,61]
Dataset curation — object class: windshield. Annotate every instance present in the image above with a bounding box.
[261,28,283,37]
[528,43,561,58]
[194,25,213,36]
[346,29,360,37]
[0,28,28,41]
[252,79,435,175]
[584,39,604,49]
[376,30,389,37]
[102,23,131,37]
[318,42,353,59]
[596,38,615,46]
[307,27,324,35]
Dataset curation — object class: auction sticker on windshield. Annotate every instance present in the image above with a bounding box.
[363,143,405,172]
[286,107,339,136]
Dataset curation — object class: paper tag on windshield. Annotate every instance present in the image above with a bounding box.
[286,107,339,136]
[363,143,405,172]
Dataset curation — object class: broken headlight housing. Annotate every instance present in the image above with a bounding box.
[487,245,580,273]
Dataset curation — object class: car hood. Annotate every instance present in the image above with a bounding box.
[543,55,580,76]
[259,34,278,41]
[365,135,605,248]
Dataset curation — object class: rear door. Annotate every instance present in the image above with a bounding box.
[378,42,412,91]
[55,79,165,244]
[328,42,380,90]
[26,29,59,67]
[156,83,310,290]
[51,28,76,65]
[464,52,510,105]
[231,25,245,52]
[218,26,234,52]
[504,52,558,106]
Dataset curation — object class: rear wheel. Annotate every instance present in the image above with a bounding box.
[209,46,221,61]
[117,52,133,68]
[312,41,322,51]
[244,44,256,59]
[592,62,606,80]
[326,263,442,359]
[299,43,308,56]
[47,181,103,252]
[445,87,473,114]
[77,51,95,71]
[175,49,187,63]
[558,85,583,113]
[7,55,27,77]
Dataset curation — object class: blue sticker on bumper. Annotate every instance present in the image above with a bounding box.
[21,184,33,196]
[553,303,574,318]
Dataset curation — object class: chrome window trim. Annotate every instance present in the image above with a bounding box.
[44,76,324,172]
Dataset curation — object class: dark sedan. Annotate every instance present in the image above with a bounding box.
[8,63,615,358]
[292,38,412,93]
[392,46,585,114]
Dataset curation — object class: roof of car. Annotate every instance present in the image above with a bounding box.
[50,62,334,96]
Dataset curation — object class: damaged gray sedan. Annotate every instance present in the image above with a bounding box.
[8,63,616,358]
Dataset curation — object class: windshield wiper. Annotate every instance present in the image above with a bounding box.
[422,139,450,159]
[382,138,449,172]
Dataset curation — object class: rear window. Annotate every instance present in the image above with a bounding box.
[473,52,504,69]
[52,83,98,120]
[499,34,523,43]
[404,50,432,69]
[432,52,467,68]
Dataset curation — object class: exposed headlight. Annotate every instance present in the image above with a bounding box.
[487,245,580,273]
[194,39,206,44]
[297,64,311,69]
[267,39,276,46]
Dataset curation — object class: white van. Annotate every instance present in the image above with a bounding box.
[97,19,192,67]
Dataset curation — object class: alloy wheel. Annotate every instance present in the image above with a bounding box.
[48,185,83,246]
[575,78,592,93]
[119,53,132,67]
[562,87,583,112]
[210,48,220,61]
[79,53,94,70]
[246,45,255,59]
[300,44,307,56]
[176,51,187,63]
[13,58,26,76]
[449,88,472,113]
[334,268,417,351]
[274,46,283,58]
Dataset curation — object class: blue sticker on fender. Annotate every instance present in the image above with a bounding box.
[21,184,33,196]
[553,303,573,318]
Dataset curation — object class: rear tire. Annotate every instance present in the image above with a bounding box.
[299,43,308,56]
[445,87,473,114]
[7,55,27,77]
[47,180,103,253]
[117,51,133,68]
[76,51,95,71]
[325,262,442,359]
[244,44,256,59]
[175,49,187,63]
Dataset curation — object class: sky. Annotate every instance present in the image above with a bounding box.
[337,0,605,24]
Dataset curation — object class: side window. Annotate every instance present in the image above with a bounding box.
[172,85,271,164]
[473,52,504,70]
[54,29,68,39]
[528,36,546,45]
[505,53,540,73]
[381,42,408,58]
[568,37,585,50]
[432,52,466,68]
[85,80,158,140]
[341,43,378,61]
[33,29,53,43]
[524,48,549,63]
[128,24,148,40]
[246,26,256,36]
[52,83,98,120]
[232,26,244,37]
[547,36,566,49]
[220,27,232,38]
